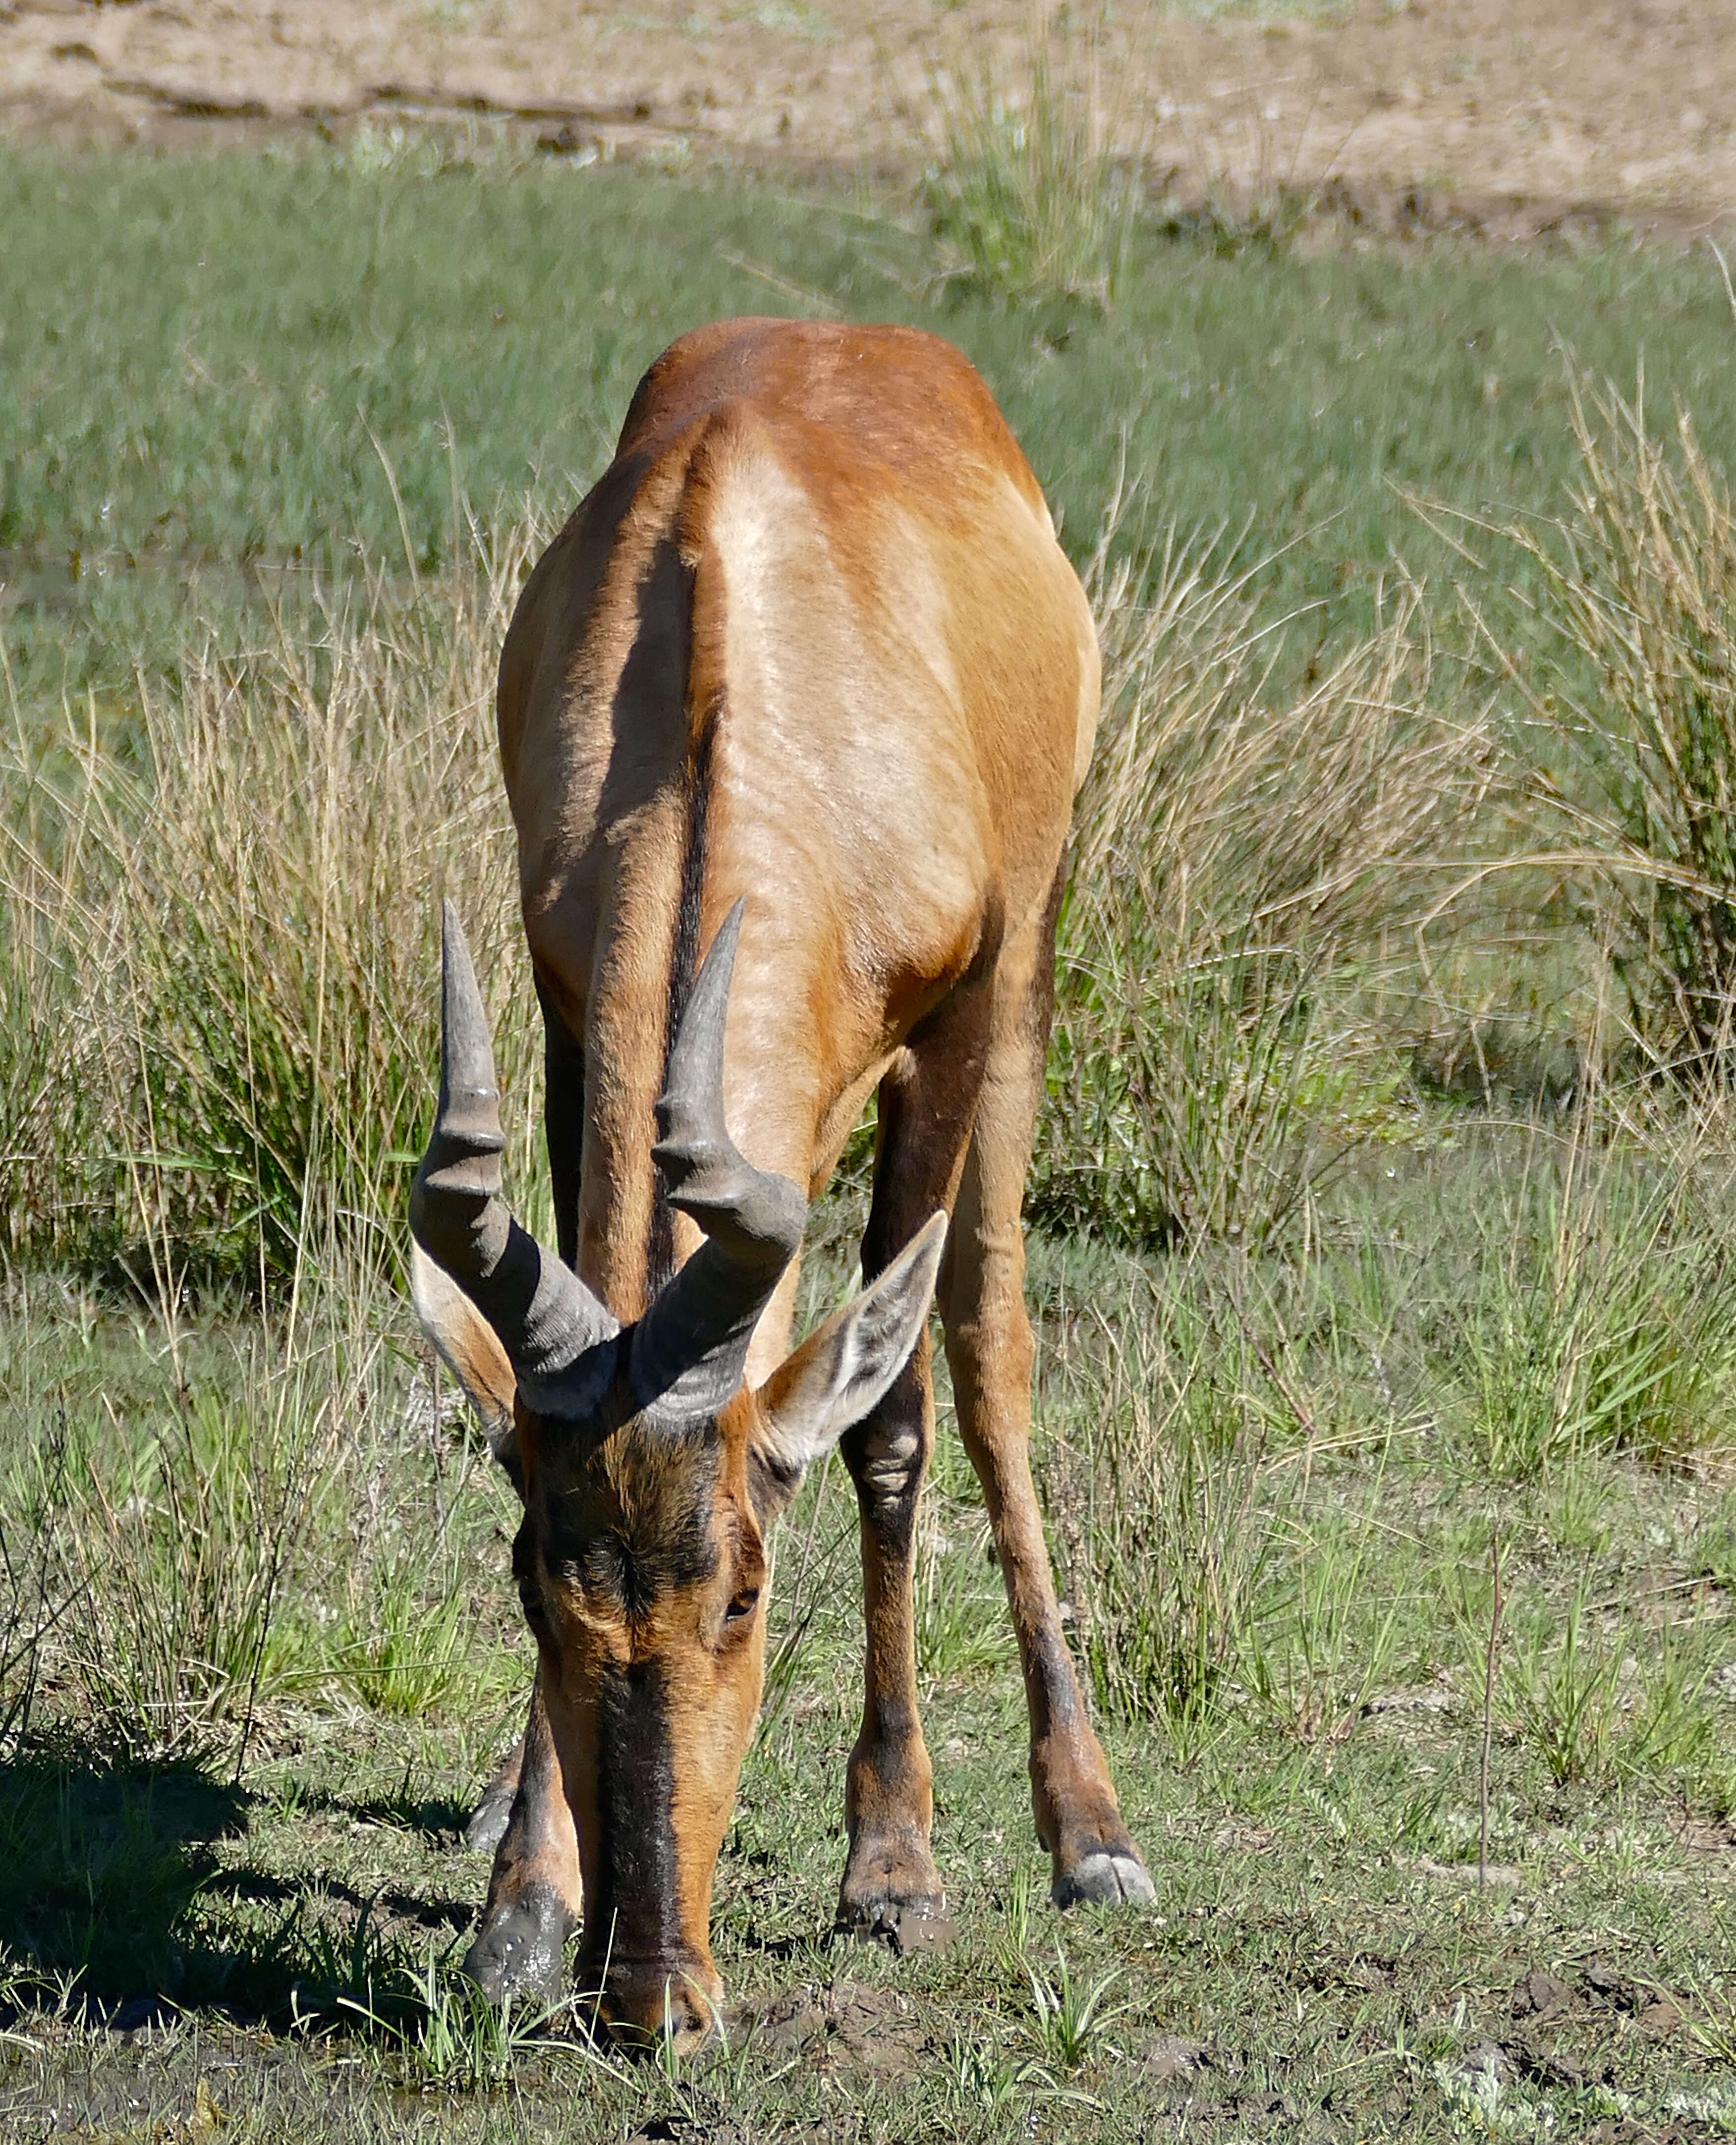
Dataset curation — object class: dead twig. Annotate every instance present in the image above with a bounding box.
[1479,1526,1505,1891]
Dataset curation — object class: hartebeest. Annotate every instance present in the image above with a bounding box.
[409,316,1151,2043]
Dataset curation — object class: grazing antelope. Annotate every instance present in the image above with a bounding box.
[409,317,1151,2045]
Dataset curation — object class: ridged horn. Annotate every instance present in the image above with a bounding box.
[409,902,617,1415]
[629,898,806,1420]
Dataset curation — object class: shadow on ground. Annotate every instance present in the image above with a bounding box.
[0,1751,246,2018]
[0,1747,493,2033]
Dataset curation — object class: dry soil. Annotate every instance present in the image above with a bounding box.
[2,1,1734,239]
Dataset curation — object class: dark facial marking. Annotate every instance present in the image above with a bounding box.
[647,707,718,1300]
[539,1427,723,1611]
[512,1515,551,1641]
[591,1655,679,1962]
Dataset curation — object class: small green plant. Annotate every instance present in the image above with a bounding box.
[1497,1578,1627,1790]
[1394,1781,1449,1854]
[1024,1945,1128,2074]
[338,1949,606,2092]
[327,1553,476,1718]
[286,1889,409,2026]
[410,1966,561,2092]
[989,1863,1039,1998]
[1624,1626,1717,1784]
[1478,1569,1714,1792]
[1245,1510,1405,1746]
[939,2030,1043,2119]
[1451,1133,1736,1478]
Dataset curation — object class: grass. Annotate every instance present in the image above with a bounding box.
[0,540,543,1281]
[915,18,1139,317]
[2,1200,1736,2137]
[0,1263,522,1785]
[6,141,1736,706]
[9,128,1736,2142]
[1447,1135,1736,1480]
[1022,1944,1130,2075]
[1494,1572,1715,1793]
[1035,510,1493,1247]
[1460,367,1736,1074]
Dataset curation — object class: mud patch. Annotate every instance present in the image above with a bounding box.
[1512,1968,1574,2021]
[741,1979,931,2076]
[1141,2031,1209,2082]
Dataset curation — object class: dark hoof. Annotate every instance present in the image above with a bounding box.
[463,1783,515,1857]
[1052,1850,1155,1909]
[461,1881,573,2008]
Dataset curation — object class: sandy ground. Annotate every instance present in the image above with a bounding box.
[1,0,1734,237]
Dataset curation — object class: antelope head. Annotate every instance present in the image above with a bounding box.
[408,899,943,2044]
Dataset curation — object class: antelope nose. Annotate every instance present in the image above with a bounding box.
[595,1959,721,2049]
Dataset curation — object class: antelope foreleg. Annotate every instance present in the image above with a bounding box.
[462,1672,582,2005]
[942,1036,1153,1911]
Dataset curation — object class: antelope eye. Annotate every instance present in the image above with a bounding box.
[725,1588,760,1623]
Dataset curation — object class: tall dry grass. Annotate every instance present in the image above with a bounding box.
[1465,367,1736,1078]
[0,522,544,1287]
[0,484,1502,1284]
[1034,497,1497,1246]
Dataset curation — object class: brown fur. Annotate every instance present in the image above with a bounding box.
[447,318,1145,2040]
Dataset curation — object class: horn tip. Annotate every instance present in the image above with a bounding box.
[439,901,485,1005]
[702,896,747,978]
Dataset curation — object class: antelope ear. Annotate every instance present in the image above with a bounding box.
[410,1240,521,1483]
[750,1213,947,1517]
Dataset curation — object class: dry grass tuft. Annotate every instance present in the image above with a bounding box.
[1035,492,1496,1246]
[0,520,545,1287]
[1468,368,1736,1078]
[911,16,1139,315]
[1039,1259,1288,1734]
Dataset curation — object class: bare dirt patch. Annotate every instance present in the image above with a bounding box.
[2,1,1733,239]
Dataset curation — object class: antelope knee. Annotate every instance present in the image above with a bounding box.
[859,1422,925,1501]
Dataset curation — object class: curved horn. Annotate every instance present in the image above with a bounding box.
[409,902,617,1414]
[629,899,806,1420]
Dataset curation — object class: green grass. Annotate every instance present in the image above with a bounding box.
[8,138,1736,2139]
[5,142,1736,711]
[3,1180,1736,2138]
[7,143,1732,1278]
